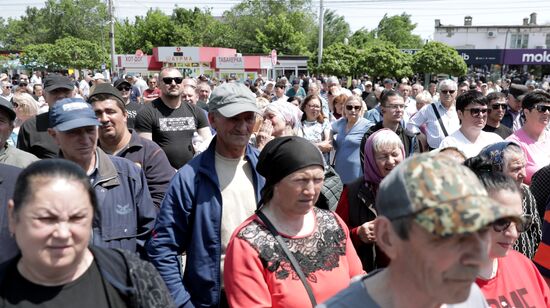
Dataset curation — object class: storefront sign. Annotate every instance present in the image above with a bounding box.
[216,56,244,69]
[157,47,200,63]
[118,55,148,68]
[503,49,550,65]
[456,49,502,65]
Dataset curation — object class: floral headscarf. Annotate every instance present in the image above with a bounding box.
[266,101,303,129]
[479,141,522,172]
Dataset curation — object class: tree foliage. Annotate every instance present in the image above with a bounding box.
[21,37,108,69]
[309,43,358,77]
[374,13,423,49]
[412,41,467,76]
[357,40,413,79]
[349,28,376,49]
[308,9,351,50]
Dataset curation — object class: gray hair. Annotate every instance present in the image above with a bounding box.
[438,80,457,92]
[372,129,404,155]
[415,91,432,104]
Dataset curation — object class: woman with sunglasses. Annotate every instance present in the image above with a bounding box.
[331,95,371,184]
[505,90,550,184]
[464,159,550,306]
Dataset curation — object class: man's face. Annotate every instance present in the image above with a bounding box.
[507,94,521,112]
[458,85,469,96]
[458,102,488,130]
[44,88,74,107]
[34,85,44,97]
[275,85,285,97]
[487,98,507,123]
[160,70,183,98]
[209,111,256,151]
[399,85,410,98]
[428,84,437,94]
[197,85,211,101]
[308,84,319,96]
[382,95,405,124]
[411,85,421,97]
[50,126,98,166]
[2,83,11,95]
[182,86,197,105]
[116,83,131,100]
[439,85,457,106]
[92,99,127,142]
[148,78,157,90]
[395,222,490,304]
[0,111,14,147]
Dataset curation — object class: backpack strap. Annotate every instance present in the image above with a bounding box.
[431,103,449,137]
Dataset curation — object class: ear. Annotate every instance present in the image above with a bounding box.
[374,217,399,260]
[7,200,16,234]
[207,112,217,130]
[457,110,464,121]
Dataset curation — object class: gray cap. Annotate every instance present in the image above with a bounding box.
[208,82,260,117]
[0,97,15,121]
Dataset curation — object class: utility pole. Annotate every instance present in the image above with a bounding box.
[108,0,116,76]
[317,0,324,69]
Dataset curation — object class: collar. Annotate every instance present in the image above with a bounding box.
[93,148,120,188]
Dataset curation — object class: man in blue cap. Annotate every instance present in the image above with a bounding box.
[48,97,157,256]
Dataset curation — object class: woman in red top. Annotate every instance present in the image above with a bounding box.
[465,158,550,307]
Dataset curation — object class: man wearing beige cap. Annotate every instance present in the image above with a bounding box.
[321,153,521,308]
[146,82,265,308]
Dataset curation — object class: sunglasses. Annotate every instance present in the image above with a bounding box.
[464,107,488,116]
[492,215,532,233]
[162,77,183,85]
[117,86,131,92]
[3,85,12,89]
[491,103,507,110]
[441,90,456,95]
[535,104,550,113]
[346,105,362,111]
[12,102,18,108]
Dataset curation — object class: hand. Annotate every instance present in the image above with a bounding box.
[317,141,333,153]
[256,120,274,150]
[357,221,376,243]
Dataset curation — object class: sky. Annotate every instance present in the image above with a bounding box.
[4,0,550,41]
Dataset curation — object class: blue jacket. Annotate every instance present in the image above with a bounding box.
[146,137,264,308]
[90,148,157,257]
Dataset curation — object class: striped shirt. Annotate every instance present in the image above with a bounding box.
[406,100,460,149]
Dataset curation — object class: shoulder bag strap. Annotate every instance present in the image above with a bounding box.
[431,103,449,137]
[255,210,317,307]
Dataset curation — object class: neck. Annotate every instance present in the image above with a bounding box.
[161,95,181,109]
[441,101,453,110]
[368,268,445,308]
[382,119,400,131]
[100,130,132,155]
[459,126,481,143]
[486,117,500,127]
[261,203,314,236]
[17,249,93,286]
[524,125,545,141]
[347,117,358,127]
[478,258,498,280]
[215,139,246,159]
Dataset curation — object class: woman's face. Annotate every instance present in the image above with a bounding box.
[374,144,404,177]
[272,165,325,216]
[264,110,287,137]
[344,99,362,122]
[304,98,321,121]
[488,189,523,258]
[503,152,526,186]
[9,178,94,274]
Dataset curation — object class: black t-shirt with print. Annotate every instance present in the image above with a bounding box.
[134,98,209,169]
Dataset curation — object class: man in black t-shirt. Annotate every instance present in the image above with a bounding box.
[113,78,143,129]
[483,92,513,139]
[134,68,211,169]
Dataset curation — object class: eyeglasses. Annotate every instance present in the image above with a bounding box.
[19,83,28,87]
[345,105,362,111]
[307,104,321,109]
[3,85,12,89]
[385,104,405,110]
[464,108,488,116]
[535,104,550,113]
[492,215,532,233]
[440,90,456,95]
[117,86,131,92]
[490,103,507,110]
[162,77,183,85]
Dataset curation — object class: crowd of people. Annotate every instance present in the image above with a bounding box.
[0,68,550,307]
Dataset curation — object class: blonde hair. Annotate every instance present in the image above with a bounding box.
[12,93,40,118]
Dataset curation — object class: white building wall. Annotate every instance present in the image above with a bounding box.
[434,27,550,49]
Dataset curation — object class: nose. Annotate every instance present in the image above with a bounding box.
[53,221,71,239]
[460,231,490,267]
[518,168,526,182]
[97,112,109,123]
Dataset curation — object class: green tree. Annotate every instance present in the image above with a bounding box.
[256,13,309,54]
[20,43,55,69]
[171,7,234,48]
[375,13,423,49]
[412,41,467,76]
[309,43,358,77]
[356,40,413,79]
[0,0,109,50]
[308,9,350,50]
[349,28,375,49]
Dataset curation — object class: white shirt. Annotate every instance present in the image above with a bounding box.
[406,101,460,149]
[439,129,503,158]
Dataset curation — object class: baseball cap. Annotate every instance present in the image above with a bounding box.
[365,81,373,86]
[208,82,260,117]
[88,83,125,105]
[383,78,395,84]
[93,73,105,80]
[50,97,100,131]
[508,84,528,99]
[113,79,131,89]
[0,97,15,121]
[376,153,520,237]
[43,74,74,92]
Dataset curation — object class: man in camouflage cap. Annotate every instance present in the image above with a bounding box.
[321,153,521,308]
